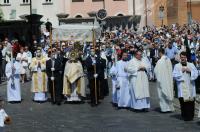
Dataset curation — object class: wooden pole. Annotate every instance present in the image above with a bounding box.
[145,0,147,26]
[10,46,15,88]
[190,0,192,24]
[92,28,98,105]
[50,26,56,103]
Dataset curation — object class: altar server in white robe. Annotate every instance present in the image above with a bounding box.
[113,52,131,108]
[16,47,28,83]
[154,48,174,112]
[5,58,21,103]
[30,48,48,102]
[173,51,198,121]
[125,50,150,111]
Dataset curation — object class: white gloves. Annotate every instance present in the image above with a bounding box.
[51,68,55,72]
[92,60,96,65]
[94,74,98,78]
[51,77,55,81]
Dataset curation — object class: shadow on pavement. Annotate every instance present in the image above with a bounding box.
[170,114,182,120]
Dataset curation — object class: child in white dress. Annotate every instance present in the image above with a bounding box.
[0,97,11,132]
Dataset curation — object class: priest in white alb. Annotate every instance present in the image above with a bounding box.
[30,48,48,103]
[173,51,198,121]
[112,52,131,108]
[125,50,150,111]
[154,48,174,113]
[5,56,22,103]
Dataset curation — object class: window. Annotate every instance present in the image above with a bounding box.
[20,0,30,6]
[4,0,9,4]
[72,0,83,2]
[23,0,29,3]
[10,9,16,19]
[75,15,82,18]
[45,0,51,2]
[42,0,53,5]
[117,14,124,16]
[0,0,11,6]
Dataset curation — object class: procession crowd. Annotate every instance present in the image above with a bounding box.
[0,22,200,124]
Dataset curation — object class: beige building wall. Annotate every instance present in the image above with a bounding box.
[152,0,200,26]
[190,2,200,22]
[68,0,129,18]
[152,0,168,26]
[177,0,188,25]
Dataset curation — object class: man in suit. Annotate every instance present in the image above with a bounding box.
[46,49,63,105]
[150,43,159,67]
[150,43,159,81]
[85,47,106,106]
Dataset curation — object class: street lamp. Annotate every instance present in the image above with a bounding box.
[30,0,33,47]
[159,5,165,26]
[189,0,192,24]
[144,0,151,26]
[133,0,135,16]
[103,0,105,9]
[96,9,107,32]
[145,0,147,26]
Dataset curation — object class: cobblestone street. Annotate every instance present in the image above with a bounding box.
[0,80,200,132]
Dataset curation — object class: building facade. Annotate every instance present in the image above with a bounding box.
[66,0,129,18]
[0,0,134,27]
[152,0,200,26]
[0,0,199,28]
[0,0,65,26]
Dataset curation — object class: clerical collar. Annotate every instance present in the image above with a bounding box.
[122,59,128,62]
[181,63,187,66]
[69,60,78,63]
[36,57,42,60]
[90,55,97,58]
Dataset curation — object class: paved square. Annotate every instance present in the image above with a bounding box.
[0,81,200,132]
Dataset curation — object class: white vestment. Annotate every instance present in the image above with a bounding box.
[63,60,85,102]
[154,55,174,112]
[16,52,28,74]
[110,64,118,104]
[114,60,131,107]
[125,57,150,109]
[173,62,198,101]
[5,61,21,102]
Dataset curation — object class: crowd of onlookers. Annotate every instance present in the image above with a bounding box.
[0,22,200,88]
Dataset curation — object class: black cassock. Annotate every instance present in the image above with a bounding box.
[179,98,195,121]
[46,58,63,104]
[85,55,106,106]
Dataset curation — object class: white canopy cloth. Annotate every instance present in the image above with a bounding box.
[52,24,101,42]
